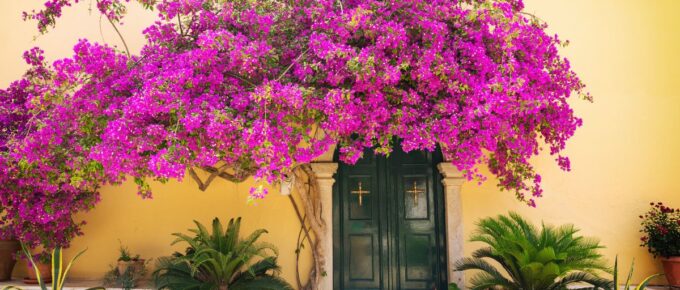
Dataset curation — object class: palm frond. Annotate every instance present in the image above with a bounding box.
[230,276,294,290]
[548,272,613,290]
[454,257,514,288]
[155,217,293,290]
[458,213,609,290]
[468,272,517,290]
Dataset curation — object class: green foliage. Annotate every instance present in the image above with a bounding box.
[448,283,462,290]
[153,217,293,290]
[640,202,680,258]
[117,244,140,262]
[2,242,103,290]
[454,212,612,290]
[29,251,52,265]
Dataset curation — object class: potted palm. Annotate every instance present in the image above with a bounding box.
[153,217,293,290]
[640,202,680,286]
[454,212,612,289]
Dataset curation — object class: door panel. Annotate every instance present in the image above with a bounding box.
[334,144,448,290]
[404,234,432,280]
[391,149,444,290]
[348,234,376,280]
[339,153,385,290]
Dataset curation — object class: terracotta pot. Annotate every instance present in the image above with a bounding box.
[0,240,20,281]
[24,262,52,284]
[117,259,145,275]
[662,257,680,286]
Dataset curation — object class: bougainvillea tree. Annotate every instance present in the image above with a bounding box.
[0,0,588,252]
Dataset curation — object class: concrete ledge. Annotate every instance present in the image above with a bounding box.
[0,279,151,290]
[0,279,674,290]
[569,286,674,290]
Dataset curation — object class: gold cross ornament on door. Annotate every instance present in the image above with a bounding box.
[351,182,369,206]
[406,181,425,206]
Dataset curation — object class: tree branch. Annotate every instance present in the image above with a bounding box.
[105,15,131,57]
[224,71,258,87]
[200,165,251,183]
[276,49,308,81]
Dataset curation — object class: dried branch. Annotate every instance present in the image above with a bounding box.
[290,164,326,290]
[200,165,251,183]
[188,165,250,191]
[289,195,320,290]
[224,71,258,87]
[276,49,308,81]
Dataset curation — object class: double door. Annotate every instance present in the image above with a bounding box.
[333,146,448,290]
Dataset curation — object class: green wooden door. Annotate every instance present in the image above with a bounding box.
[333,145,448,290]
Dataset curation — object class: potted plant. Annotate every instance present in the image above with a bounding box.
[0,232,20,281]
[104,261,148,290]
[104,244,147,289]
[116,245,144,276]
[5,241,103,290]
[24,250,52,284]
[640,202,680,286]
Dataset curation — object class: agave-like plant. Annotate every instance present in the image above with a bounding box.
[153,217,293,290]
[3,242,102,290]
[578,256,662,290]
[455,212,612,290]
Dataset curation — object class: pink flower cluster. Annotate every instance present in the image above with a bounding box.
[0,0,588,249]
[640,202,680,257]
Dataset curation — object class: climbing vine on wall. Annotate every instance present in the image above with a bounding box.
[288,165,326,290]
[0,2,588,282]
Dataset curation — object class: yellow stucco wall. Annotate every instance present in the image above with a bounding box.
[1,0,680,286]
[460,0,680,284]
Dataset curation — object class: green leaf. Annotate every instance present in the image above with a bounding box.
[535,247,557,263]
[635,274,663,290]
[541,262,560,279]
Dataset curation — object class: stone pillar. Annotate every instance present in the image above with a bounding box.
[309,162,338,290]
[437,163,466,289]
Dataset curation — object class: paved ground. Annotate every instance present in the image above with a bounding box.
[0,279,676,290]
[0,279,151,290]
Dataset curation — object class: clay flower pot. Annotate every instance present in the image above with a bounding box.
[662,257,680,286]
[117,259,145,275]
[0,240,20,281]
[24,262,52,284]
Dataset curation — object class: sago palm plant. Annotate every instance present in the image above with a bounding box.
[454,212,612,290]
[153,217,293,290]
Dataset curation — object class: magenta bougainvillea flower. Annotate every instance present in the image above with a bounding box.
[0,0,589,249]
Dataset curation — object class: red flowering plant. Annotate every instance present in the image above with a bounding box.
[640,202,680,258]
[1,0,589,250]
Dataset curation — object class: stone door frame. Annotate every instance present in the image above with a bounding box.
[309,148,466,290]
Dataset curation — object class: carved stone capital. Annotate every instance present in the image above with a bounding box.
[437,163,464,178]
[310,162,338,181]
